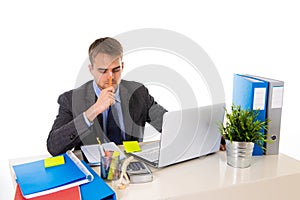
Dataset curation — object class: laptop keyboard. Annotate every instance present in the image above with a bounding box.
[133,142,160,162]
[137,148,159,162]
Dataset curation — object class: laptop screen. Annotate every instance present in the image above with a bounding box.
[132,103,225,168]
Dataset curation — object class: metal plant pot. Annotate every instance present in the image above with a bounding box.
[225,139,254,168]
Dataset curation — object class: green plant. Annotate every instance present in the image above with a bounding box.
[218,104,270,148]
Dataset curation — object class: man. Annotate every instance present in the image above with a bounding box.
[47,37,167,156]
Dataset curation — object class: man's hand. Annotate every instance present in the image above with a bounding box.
[95,86,115,111]
[220,136,226,151]
[85,86,115,122]
[220,143,226,151]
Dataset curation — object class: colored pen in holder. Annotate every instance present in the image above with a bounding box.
[100,151,120,180]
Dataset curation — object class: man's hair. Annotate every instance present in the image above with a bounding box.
[88,37,123,66]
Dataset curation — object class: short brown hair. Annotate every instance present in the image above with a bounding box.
[88,37,123,65]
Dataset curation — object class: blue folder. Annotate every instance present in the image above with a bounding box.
[13,153,90,198]
[232,74,269,155]
[80,162,116,200]
[13,153,116,200]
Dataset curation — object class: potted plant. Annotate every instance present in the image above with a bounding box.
[218,104,269,168]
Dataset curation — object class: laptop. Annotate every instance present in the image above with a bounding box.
[131,103,225,168]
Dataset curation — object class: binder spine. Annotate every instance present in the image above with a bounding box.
[66,151,94,181]
[245,75,284,155]
[265,85,284,155]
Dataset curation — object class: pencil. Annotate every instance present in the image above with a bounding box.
[97,137,105,158]
[109,72,113,86]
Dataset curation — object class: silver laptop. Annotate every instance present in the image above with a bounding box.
[131,103,225,168]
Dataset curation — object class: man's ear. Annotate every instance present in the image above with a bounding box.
[121,62,124,70]
[88,64,93,73]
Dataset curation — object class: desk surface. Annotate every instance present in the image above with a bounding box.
[10,151,300,200]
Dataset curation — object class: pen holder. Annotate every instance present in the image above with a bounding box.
[100,152,120,181]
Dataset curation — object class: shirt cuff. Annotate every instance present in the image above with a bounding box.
[83,112,94,127]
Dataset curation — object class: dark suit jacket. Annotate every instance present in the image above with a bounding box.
[47,80,167,156]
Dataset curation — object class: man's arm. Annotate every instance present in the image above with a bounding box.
[147,94,167,133]
[47,91,90,156]
[133,84,167,132]
[47,85,116,156]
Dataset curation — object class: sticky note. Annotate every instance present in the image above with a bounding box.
[107,151,120,180]
[123,141,141,153]
[112,151,120,157]
[44,155,65,168]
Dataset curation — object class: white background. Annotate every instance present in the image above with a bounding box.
[1,0,299,199]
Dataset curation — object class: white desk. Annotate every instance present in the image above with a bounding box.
[10,151,300,200]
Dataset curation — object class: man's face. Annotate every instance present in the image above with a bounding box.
[89,53,123,90]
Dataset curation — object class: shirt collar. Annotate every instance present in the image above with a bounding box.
[92,80,121,103]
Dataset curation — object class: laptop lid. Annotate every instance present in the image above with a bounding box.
[131,103,225,168]
[157,103,225,167]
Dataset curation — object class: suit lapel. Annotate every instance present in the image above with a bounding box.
[119,82,133,139]
[85,81,95,109]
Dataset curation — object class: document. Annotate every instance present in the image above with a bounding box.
[81,142,126,165]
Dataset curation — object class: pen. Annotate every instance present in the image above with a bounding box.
[97,137,108,178]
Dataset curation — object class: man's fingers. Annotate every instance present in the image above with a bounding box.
[105,86,115,93]
[110,98,116,105]
[220,144,226,151]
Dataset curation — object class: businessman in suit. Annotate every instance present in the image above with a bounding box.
[47,37,167,156]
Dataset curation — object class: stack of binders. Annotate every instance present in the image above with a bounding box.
[232,74,284,155]
[13,151,116,200]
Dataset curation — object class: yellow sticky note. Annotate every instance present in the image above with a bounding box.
[123,141,141,153]
[44,155,65,168]
[112,151,120,157]
[107,151,120,180]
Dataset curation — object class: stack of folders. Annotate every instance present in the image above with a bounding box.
[13,150,116,200]
[232,74,284,155]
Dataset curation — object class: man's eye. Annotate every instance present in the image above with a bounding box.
[98,69,107,73]
[112,66,120,73]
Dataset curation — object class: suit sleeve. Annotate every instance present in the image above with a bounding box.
[130,84,167,133]
[146,91,167,132]
[47,91,90,156]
